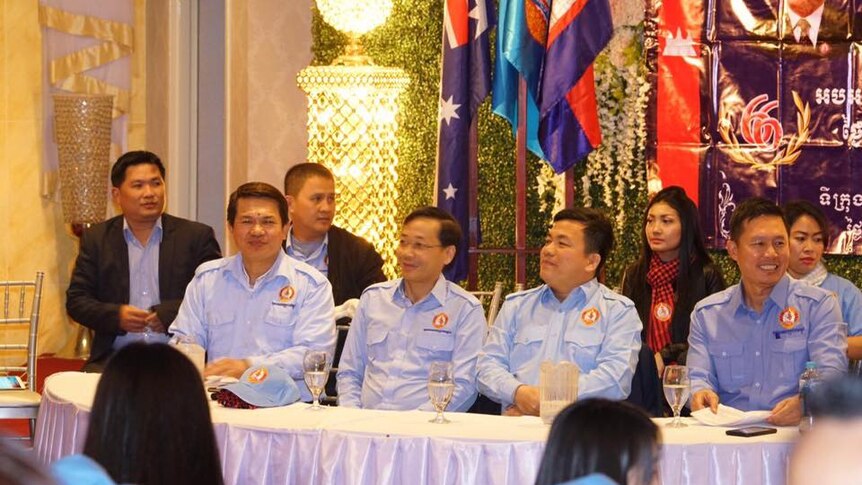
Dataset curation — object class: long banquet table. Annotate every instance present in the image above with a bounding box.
[35,372,796,485]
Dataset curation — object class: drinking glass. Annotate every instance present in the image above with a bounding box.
[663,365,691,428]
[428,361,455,424]
[303,350,330,411]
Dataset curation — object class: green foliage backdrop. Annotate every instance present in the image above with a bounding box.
[310,1,862,291]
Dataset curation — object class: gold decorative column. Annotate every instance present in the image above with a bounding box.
[52,93,113,359]
[53,94,114,233]
[298,0,408,278]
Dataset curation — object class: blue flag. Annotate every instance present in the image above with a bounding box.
[493,0,613,173]
[435,0,496,282]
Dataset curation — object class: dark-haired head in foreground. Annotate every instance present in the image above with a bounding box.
[790,376,862,485]
[83,343,223,485]
[535,399,660,485]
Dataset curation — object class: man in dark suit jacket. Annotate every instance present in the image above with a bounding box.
[283,163,386,305]
[67,151,221,371]
[284,163,387,399]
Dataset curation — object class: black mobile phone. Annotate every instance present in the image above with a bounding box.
[725,426,777,437]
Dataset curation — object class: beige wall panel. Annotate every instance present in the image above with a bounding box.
[146,0,168,162]
[245,0,312,189]
[1,0,76,356]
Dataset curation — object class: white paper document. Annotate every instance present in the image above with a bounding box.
[690,404,771,427]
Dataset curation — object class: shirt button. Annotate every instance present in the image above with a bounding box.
[722,352,727,357]
[755,351,761,357]
[754,382,761,388]
[756,319,761,324]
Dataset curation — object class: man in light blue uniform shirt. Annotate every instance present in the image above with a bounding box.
[689,198,847,426]
[171,182,335,400]
[337,207,486,411]
[478,208,643,416]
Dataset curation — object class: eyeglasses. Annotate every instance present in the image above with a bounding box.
[397,240,443,252]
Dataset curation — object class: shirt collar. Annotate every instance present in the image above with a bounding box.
[540,278,597,311]
[122,216,163,245]
[285,227,329,251]
[392,274,448,308]
[733,274,791,316]
[786,3,823,45]
[227,249,290,289]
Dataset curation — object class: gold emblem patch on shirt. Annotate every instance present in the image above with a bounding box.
[432,313,450,329]
[779,306,800,329]
[653,302,673,322]
[580,307,600,326]
[278,285,296,303]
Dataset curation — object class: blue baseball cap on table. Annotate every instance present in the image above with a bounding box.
[222,365,300,407]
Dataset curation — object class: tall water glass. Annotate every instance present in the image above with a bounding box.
[663,365,691,428]
[303,350,330,410]
[428,361,455,424]
[539,361,580,425]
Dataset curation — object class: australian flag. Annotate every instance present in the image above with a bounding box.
[435,0,496,282]
[494,0,613,173]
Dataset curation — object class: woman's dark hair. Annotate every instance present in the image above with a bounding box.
[626,186,713,313]
[83,343,223,485]
[535,399,660,485]
[783,199,831,248]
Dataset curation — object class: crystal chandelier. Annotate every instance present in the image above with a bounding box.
[298,0,409,277]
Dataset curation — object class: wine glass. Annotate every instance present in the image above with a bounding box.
[663,365,691,428]
[303,350,330,411]
[428,361,455,424]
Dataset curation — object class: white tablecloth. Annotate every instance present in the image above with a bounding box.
[34,372,796,485]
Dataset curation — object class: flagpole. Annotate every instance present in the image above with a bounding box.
[515,77,528,286]
[467,115,480,290]
[565,167,575,208]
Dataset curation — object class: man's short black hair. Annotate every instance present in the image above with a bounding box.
[403,206,461,248]
[110,151,166,187]
[283,163,335,196]
[552,207,614,276]
[227,182,289,226]
[729,197,788,241]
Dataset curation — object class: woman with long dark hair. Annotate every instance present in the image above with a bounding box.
[534,399,660,485]
[784,200,862,361]
[622,186,725,374]
[81,343,224,485]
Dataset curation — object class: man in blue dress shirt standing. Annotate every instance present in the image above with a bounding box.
[336,207,486,411]
[688,197,847,425]
[477,208,643,416]
[171,182,335,400]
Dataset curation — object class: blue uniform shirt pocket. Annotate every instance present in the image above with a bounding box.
[512,325,545,368]
[417,330,455,361]
[769,335,807,380]
[206,310,235,357]
[263,304,297,345]
[564,327,604,372]
[366,325,389,362]
[708,343,748,391]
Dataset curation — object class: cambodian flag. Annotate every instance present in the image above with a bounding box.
[494,0,613,173]
[435,0,496,282]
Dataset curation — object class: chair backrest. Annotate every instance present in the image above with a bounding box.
[469,281,505,327]
[0,273,44,392]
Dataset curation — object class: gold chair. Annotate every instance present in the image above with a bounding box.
[0,272,44,442]
[470,281,505,327]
